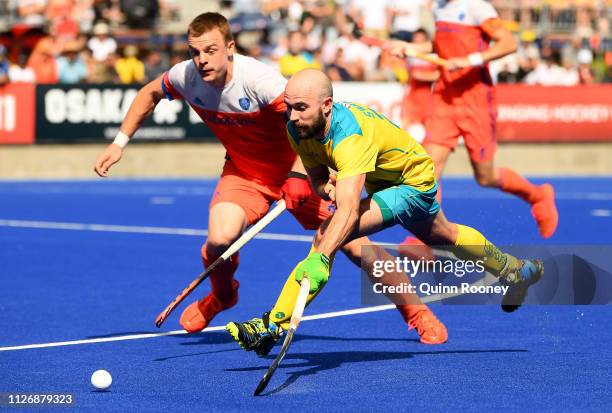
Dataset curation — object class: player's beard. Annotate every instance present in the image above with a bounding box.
[295,109,326,140]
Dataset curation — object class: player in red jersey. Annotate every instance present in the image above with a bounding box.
[392,0,558,240]
[94,12,447,344]
[401,28,438,143]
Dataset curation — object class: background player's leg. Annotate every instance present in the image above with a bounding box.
[471,159,558,238]
[424,142,452,180]
[461,107,558,238]
[423,142,452,203]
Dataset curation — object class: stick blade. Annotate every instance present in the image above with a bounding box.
[253,375,271,396]
[155,309,170,328]
[252,329,295,396]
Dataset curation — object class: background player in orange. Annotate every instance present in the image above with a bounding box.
[400,28,438,143]
[392,0,558,240]
[94,12,447,344]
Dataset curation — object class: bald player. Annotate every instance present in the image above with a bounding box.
[226,69,544,356]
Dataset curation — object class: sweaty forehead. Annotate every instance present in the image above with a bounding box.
[188,31,224,49]
[285,90,316,106]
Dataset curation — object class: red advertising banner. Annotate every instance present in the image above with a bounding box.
[0,83,35,144]
[496,85,612,142]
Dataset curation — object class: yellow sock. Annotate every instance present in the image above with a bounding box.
[454,224,519,277]
[269,245,333,330]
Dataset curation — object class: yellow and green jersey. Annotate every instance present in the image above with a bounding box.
[287,102,436,195]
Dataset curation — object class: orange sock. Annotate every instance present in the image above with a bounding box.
[201,245,239,303]
[396,304,428,323]
[498,168,540,204]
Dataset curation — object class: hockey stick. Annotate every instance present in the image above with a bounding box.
[254,277,311,396]
[155,199,287,328]
[352,27,447,67]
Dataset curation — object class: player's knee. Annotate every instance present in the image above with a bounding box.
[204,231,240,255]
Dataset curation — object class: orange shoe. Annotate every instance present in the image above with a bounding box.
[408,309,448,344]
[398,236,435,261]
[179,280,239,333]
[531,184,558,239]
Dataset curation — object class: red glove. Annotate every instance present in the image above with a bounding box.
[281,173,312,210]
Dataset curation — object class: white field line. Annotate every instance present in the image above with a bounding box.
[591,209,612,217]
[0,273,500,352]
[0,219,314,242]
[0,305,397,352]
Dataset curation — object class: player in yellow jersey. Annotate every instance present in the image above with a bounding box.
[226,69,543,355]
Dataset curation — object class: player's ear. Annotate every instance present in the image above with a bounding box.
[226,40,236,58]
[322,96,333,116]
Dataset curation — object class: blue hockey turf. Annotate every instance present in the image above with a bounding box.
[1,177,611,411]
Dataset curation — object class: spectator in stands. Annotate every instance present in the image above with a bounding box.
[342,0,391,38]
[9,52,36,83]
[517,30,539,62]
[56,41,88,83]
[497,62,520,83]
[120,0,159,29]
[577,48,595,84]
[47,0,79,41]
[525,50,568,86]
[144,49,164,82]
[300,12,325,52]
[115,44,144,84]
[560,55,579,86]
[27,35,59,83]
[322,29,379,81]
[88,22,117,62]
[93,0,123,27]
[387,0,429,42]
[326,47,354,81]
[604,65,612,84]
[74,0,96,33]
[168,51,185,67]
[515,43,540,82]
[0,45,9,85]
[279,30,321,78]
[89,51,119,83]
[18,0,47,28]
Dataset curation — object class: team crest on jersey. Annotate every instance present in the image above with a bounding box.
[238,97,251,110]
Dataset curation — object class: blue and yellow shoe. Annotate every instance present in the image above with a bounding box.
[225,312,281,356]
[501,259,544,312]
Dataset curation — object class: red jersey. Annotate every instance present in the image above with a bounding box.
[162,54,295,185]
[432,0,499,105]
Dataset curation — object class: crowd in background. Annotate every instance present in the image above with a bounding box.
[1,0,612,87]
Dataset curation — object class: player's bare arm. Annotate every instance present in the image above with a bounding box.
[305,164,331,200]
[446,18,517,71]
[94,74,165,177]
[315,173,365,257]
[389,39,434,59]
